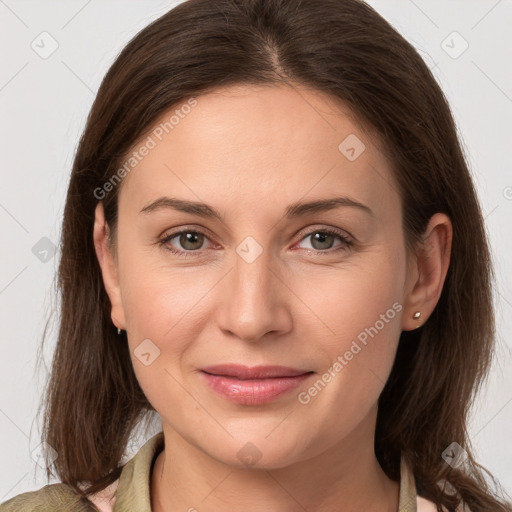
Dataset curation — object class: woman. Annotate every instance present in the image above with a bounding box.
[1,0,510,511]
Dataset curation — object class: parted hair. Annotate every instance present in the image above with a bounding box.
[37,0,510,510]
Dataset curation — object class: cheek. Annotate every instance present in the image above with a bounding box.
[116,251,231,409]
[291,256,405,443]
[297,244,406,402]
[117,265,206,413]
[301,243,406,348]
[119,265,210,348]
[115,222,213,338]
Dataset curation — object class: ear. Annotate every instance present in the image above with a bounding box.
[93,202,126,330]
[402,213,453,331]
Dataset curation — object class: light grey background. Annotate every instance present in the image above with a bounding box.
[1,0,511,503]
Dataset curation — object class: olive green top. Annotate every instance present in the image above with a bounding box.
[0,432,419,511]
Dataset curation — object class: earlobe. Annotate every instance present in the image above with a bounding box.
[93,202,126,331]
[402,213,453,331]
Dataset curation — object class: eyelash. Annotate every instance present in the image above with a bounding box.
[158,227,353,258]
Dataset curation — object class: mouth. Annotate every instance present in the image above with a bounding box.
[199,364,315,405]
[201,364,312,379]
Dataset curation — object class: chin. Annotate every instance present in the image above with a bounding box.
[201,430,314,470]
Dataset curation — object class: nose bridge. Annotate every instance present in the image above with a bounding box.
[218,234,291,341]
[235,241,272,308]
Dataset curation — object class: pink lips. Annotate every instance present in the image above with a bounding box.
[200,364,314,405]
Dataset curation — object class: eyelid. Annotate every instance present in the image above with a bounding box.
[293,224,353,243]
[159,224,218,243]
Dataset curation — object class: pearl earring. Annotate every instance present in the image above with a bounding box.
[412,311,421,319]
[117,328,122,335]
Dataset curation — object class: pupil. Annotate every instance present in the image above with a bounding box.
[181,232,202,250]
[312,232,333,250]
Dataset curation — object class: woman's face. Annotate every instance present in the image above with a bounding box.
[99,83,418,468]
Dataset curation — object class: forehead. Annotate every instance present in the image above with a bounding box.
[119,83,398,217]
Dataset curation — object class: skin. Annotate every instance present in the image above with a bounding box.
[93,83,452,512]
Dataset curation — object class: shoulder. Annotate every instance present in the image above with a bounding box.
[0,483,96,512]
[0,432,161,512]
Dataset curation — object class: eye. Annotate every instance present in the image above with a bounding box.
[159,226,353,258]
[159,229,215,257]
[296,228,353,253]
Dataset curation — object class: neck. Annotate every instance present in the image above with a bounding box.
[151,407,399,512]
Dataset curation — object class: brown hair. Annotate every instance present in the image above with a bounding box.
[37,0,511,510]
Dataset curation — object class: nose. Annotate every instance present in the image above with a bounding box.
[216,245,293,343]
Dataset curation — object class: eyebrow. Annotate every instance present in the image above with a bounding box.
[139,195,373,220]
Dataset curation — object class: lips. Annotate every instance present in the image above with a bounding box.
[199,364,314,405]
